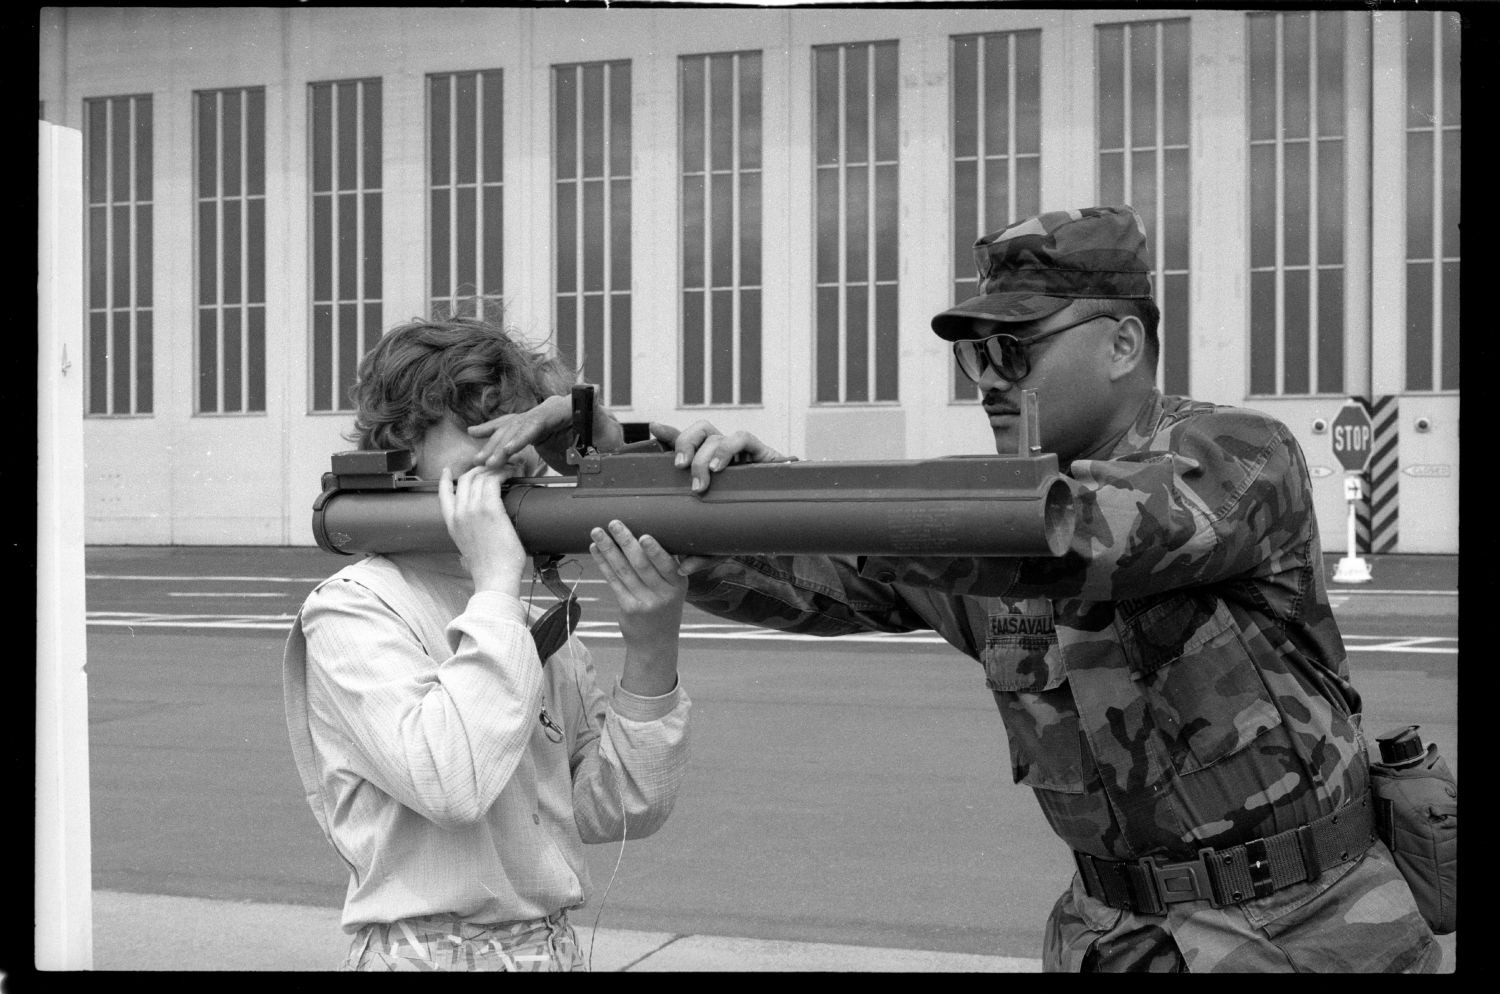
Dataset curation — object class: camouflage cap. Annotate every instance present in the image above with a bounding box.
[931,206,1154,341]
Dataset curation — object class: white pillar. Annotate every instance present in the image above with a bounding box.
[37,120,94,970]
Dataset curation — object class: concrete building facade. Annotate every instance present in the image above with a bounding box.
[38,6,1460,552]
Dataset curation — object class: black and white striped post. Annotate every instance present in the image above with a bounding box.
[1367,396,1400,554]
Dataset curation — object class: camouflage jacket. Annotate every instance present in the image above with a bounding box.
[686,391,1367,862]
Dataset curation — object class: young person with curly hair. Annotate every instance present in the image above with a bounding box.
[283,312,691,972]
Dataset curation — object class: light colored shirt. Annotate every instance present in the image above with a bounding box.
[283,552,690,932]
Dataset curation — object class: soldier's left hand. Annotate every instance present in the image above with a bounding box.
[468,393,624,473]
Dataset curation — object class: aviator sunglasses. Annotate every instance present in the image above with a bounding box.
[952,313,1122,384]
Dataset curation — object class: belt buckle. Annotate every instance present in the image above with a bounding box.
[1142,848,1223,909]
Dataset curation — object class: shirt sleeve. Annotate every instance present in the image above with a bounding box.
[555,636,692,844]
[299,579,544,831]
[859,409,1314,602]
[685,553,930,635]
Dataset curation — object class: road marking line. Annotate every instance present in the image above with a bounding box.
[88,573,614,585]
[166,591,289,598]
[83,614,1461,651]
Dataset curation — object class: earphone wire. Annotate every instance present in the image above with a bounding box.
[578,555,628,973]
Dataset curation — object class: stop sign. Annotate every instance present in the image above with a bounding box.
[1330,401,1373,473]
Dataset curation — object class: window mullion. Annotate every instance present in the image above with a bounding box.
[1274,16,1286,395]
[704,64,715,405]
[731,55,742,405]
[104,99,115,414]
[474,74,484,304]
[602,66,614,402]
[1155,23,1167,391]
[574,69,585,381]
[866,51,877,391]
[1308,25,1320,394]
[328,84,340,404]
[1007,34,1018,220]
[837,46,847,404]
[700,64,711,406]
[355,82,367,370]
[240,91,252,409]
[216,91,227,413]
[1431,42,1444,385]
[449,79,459,314]
[128,96,140,414]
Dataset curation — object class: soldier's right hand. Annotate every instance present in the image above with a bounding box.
[649,420,794,495]
[648,420,796,579]
[438,465,526,596]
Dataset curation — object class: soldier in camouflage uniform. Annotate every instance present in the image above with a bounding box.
[467,207,1440,972]
[650,207,1441,972]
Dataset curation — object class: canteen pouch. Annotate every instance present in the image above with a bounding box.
[1369,733,1457,935]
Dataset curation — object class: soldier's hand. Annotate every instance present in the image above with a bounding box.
[468,394,624,473]
[649,420,794,494]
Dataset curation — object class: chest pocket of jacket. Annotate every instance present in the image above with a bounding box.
[1120,594,1282,775]
[982,608,1086,794]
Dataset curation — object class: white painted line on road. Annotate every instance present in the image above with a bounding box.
[149,589,604,603]
[1348,636,1452,649]
[88,574,331,583]
[1348,646,1455,654]
[167,591,288,598]
[89,573,614,585]
[84,613,1460,652]
[1330,589,1457,597]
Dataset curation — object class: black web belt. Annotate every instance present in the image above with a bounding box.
[1073,793,1376,916]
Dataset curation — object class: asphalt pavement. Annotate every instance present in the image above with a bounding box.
[65,549,1458,972]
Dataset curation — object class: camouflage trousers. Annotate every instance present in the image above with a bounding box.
[1043,840,1441,972]
[342,909,587,971]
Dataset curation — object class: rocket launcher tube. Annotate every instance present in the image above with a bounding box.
[312,385,1076,559]
[312,448,1078,558]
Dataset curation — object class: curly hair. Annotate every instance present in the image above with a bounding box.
[346,308,576,452]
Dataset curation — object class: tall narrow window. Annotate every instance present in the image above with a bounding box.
[681,51,762,407]
[429,70,503,318]
[1097,19,1191,395]
[1246,12,1347,398]
[1405,11,1460,392]
[554,61,632,406]
[196,87,267,414]
[813,41,899,405]
[84,94,153,416]
[951,30,1042,400]
[309,78,383,413]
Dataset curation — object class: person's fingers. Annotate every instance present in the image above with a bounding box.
[605,520,657,580]
[676,554,717,577]
[476,465,505,507]
[668,420,721,471]
[636,534,684,586]
[590,525,649,601]
[478,426,526,469]
[463,409,535,468]
[468,416,528,470]
[466,416,501,438]
[437,466,456,529]
[589,542,622,589]
[648,421,681,447]
[688,434,729,493]
[725,429,787,463]
[455,465,483,514]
